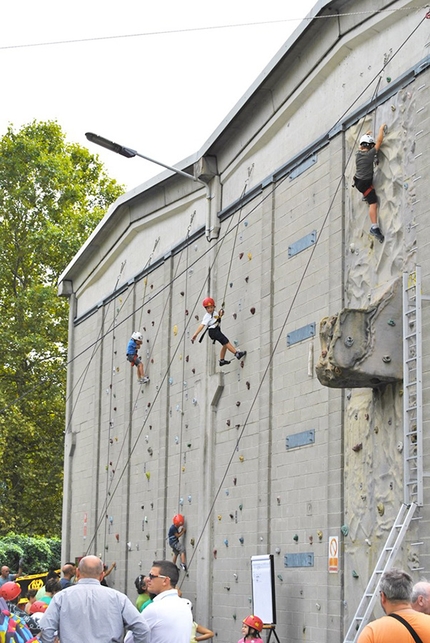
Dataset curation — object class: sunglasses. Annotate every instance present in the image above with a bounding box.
[147,573,168,580]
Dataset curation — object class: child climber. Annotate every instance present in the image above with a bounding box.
[126,332,149,384]
[168,514,187,572]
[353,124,386,244]
[191,297,246,367]
[238,615,264,643]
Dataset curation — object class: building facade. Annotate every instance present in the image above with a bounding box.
[59,1,430,641]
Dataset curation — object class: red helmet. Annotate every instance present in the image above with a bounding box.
[29,600,48,614]
[202,297,215,308]
[243,615,263,632]
[173,514,184,527]
[0,581,21,601]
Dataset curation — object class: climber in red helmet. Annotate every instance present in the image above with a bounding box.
[191,298,246,367]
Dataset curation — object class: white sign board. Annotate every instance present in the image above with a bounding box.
[251,554,276,625]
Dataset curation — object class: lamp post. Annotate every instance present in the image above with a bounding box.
[85,132,207,186]
[85,132,219,241]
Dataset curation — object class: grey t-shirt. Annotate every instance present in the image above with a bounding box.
[355,149,377,180]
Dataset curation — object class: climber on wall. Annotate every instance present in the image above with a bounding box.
[167,514,187,572]
[353,123,387,244]
[126,331,149,384]
[191,297,246,367]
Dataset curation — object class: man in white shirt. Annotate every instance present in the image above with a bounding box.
[144,560,192,643]
[39,555,149,643]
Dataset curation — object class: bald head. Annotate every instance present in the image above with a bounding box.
[1,567,10,579]
[411,581,430,614]
[77,556,104,580]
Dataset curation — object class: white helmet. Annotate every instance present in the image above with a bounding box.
[359,134,375,146]
[132,331,143,341]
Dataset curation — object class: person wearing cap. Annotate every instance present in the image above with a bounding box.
[39,555,149,643]
[353,123,386,244]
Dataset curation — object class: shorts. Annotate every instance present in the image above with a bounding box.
[208,326,229,346]
[170,540,185,555]
[126,354,141,367]
[353,176,377,205]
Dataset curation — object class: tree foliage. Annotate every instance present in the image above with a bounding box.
[0,533,61,574]
[0,120,124,536]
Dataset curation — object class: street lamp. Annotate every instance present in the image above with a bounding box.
[85,132,219,241]
[85,132,206,186]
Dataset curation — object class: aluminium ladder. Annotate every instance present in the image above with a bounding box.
[344,266,427,642]
[343,502,418,643]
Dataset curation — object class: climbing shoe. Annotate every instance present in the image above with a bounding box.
[181,563,188,572]
[219,359,231,366]
[139,376,150,384]
[369,226,384,243]
[235,351,247,360]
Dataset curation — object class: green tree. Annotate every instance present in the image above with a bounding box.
[0,120,124,536]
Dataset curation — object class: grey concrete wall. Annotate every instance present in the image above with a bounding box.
[61,3,430,642]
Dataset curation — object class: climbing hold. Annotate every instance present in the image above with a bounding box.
[145,472,150,480]
[115,533,119,542]
[147,309,151,314]
[345,336,354,347]
[239,504,243,511]
[387,319,396,326]
[239,253,244,259]
[225,489,229,496]
[185,310,189,316]
[173,325,178,336]
[377,503,385,516]
[233,477,237,486]
[229,513,234,520]
[233,614,236,620]
[182,466,186,472]
[213,549,217,559]
[218,515,222,521]
[233,312,237,319]
[187,442,192,448]
[341,524,349,536]
[224,539,229,547]
[275,547,281,554]
[185,355,189,362]
[127,541,132,551]
[247,252,252,260]
[277,574,283,582]
[250,307,255,315]
[179,498,184,506]
[245,276,249,282]
[397,441,403,453]
[386,76,391,82]
[226,419,231,427]
[277,496,281,505]
[382,355,391,363]
[352,443,363,452]
[309,535,313,545]
[293,534,299,542]
[317,530,323,541]
[246,381,250,390]
[180,291,184,296]
[239,455,244,462]
[190,538,195,547]
[239,536,244,544]
[147,447,153,456]
[236,401,241,407]
[365,413,369,421]
[188,495,192,503]
[233,573,238,582]
[352,570,359,578]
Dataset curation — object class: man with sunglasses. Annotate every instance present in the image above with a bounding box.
[143,561,192,643]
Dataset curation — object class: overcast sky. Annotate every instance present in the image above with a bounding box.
[1,1,318,191]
